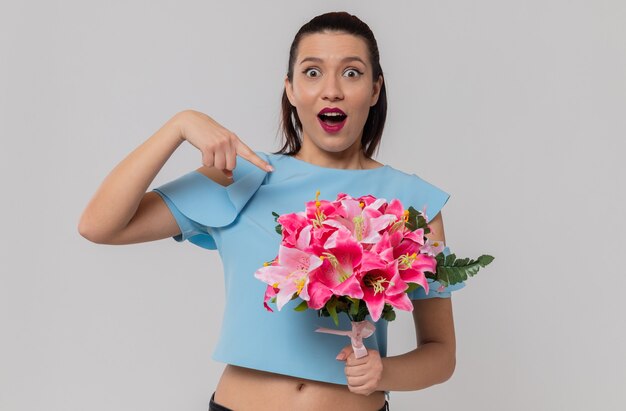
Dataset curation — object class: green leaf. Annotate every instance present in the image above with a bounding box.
[405,206,431,234]
[272,211,283,235]
[406,283,420,293]
[382,308,396,322]
[294,300,308,312]
[435,252,445,265]
[349,298,360,316]
[404,206,418,231]
[445,253,457,266]
[424,271,437,280]
[478,255,495,266]
[352,299,370,322]
[327,298,339,327]
[436,253,492,286]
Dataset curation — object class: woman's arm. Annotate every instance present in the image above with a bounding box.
[377,298,457,391]
[77,110,272,245]
[377,212,457,391]
[340,212,457,395]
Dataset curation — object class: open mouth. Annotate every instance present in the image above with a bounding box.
[317,108,347,133]
[317,111,347,125]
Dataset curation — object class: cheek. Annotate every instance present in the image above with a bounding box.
[291,82,318,103]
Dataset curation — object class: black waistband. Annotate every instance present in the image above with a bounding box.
[209,392,389,411]
[209,392,233,411]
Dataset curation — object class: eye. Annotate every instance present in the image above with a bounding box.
[304,68,321,78]
[343,68,363,78]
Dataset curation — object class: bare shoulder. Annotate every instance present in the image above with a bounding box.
[195,165,233,187]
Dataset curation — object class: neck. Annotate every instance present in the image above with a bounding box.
[295,138,369,170]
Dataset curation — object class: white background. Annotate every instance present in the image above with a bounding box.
[1,1,624,410]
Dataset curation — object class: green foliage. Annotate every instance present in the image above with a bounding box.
[405,282,420,293]
[382,305,396,322]
[327,298,339,326]
[435,253,495,287]
[294,300,308,312]
[405,206,431,235]
[317,296,399,324]
[272,211,282,235]
[348,297,360,316]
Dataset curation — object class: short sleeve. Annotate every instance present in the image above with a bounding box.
[409,174,450,222]
[151,152,268,250]
[407,246,467,300]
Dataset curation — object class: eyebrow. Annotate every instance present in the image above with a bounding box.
[298,56,367,65]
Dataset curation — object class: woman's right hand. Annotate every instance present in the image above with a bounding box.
[79,109,274,245]
[177,110,274,178]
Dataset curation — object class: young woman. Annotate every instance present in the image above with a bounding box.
[79,12,464,411]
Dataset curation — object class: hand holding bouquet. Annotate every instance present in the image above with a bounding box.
[254,191,493,357]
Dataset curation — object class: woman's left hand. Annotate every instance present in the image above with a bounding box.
[336,345,384,396]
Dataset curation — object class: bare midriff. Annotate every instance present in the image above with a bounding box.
[214,364,386,411]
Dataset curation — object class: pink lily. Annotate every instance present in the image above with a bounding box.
[420,238,446,257]
[359,250,412,322]
[262,285,278,312]
[254,245,323,311]
[277,211,309,248]
[305,191,339,228]
[307,227,365,309]
[325,195,396,245]
[377,229,434,294]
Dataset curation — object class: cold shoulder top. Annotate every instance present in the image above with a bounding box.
[152,152,466,388]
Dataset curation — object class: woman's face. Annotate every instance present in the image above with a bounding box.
[285,32,383,157]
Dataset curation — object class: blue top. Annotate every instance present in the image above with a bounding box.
[152,152,465,390]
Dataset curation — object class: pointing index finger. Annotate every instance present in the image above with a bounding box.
[236,140,274,172]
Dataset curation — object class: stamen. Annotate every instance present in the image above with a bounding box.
[364,275,393,295]
[322,252,351,283]
[398,253,417,270]
[353,215,364,241]
[295,278,306,295]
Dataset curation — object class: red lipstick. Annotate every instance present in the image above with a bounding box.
[317,107,347,134]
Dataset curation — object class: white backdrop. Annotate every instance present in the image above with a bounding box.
[1,1,624,410]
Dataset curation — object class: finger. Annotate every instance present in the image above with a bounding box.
[203,151,215,168]
[225,141,237,172]
[336,345,353,361]
[346,374,370,388]
[235,138,274,172]
[346,355,370,367]
[213,151,226,171]
[344,363,371,377]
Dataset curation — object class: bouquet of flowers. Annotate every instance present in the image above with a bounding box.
[254,191,493,358]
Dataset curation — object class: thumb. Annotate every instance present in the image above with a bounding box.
[336,345,353,361]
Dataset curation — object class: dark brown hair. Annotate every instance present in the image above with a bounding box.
[275,12,387,158]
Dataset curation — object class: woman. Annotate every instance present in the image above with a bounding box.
[79,12,463,411]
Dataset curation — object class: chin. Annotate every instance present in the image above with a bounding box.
[316,142,358,155]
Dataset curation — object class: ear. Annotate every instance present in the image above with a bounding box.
[370,74,384,107]
[284,76,296,107]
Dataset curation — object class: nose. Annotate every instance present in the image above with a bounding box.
[321,75,344,102]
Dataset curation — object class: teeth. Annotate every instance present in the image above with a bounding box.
[321,112,344,116]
